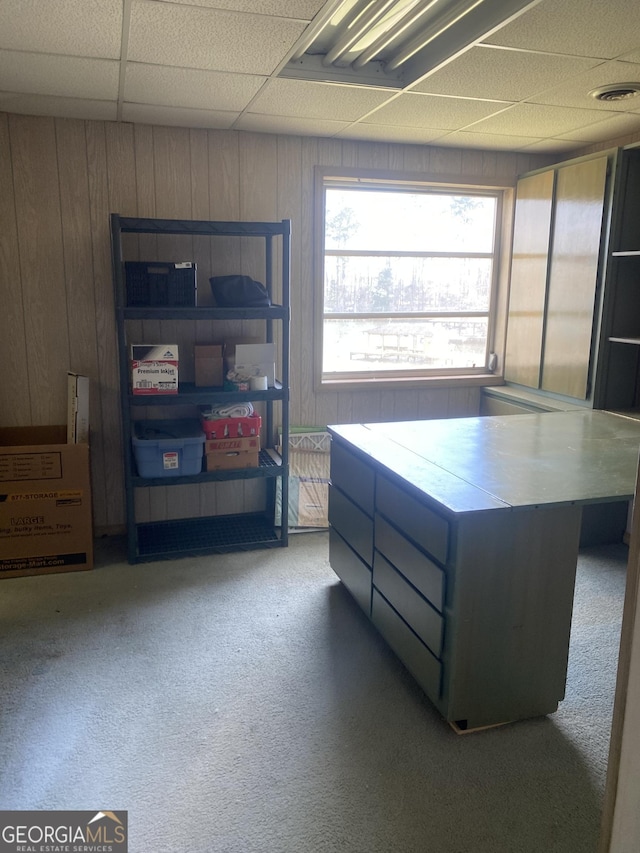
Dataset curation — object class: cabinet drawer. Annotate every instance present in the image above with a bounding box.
[329,485,373,566]
[329,527,372,616]
[373,551,444,658]
[375,513,445,612]
[376,473,449,564]
[330,441,375,516]
[371,590,442,704]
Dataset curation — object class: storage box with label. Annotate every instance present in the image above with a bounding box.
[0,426,94,578]
[195,344,224,388]
[131,344,179,395]
[204,435,260,454]
[132,419,204,478]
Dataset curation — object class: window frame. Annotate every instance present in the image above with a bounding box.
[314,166,511,391]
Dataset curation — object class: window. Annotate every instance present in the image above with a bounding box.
[316,170,504,385]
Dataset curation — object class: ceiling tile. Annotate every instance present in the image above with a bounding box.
[247,78,394,121]
[125,64,266,112]
[411,46,602,101]
[435,130,543,150]
[0,52,119,100]
[0,0,638,149]
[128,0,306,74]
[467,102,618,137]
[235,114,349,136]
[526,60,640,111]
[554,112,640,142]
[519,139,583,154]
[337,123,447,144]
[0,0,122,59]
[365,93,511,130]
[0,92,117,120]
[484,0,640,59]
[150,0,325,18]
[122,103,240,129]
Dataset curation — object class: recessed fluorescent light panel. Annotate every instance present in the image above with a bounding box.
[280,0,543,89]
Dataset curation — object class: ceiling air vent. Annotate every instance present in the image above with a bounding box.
[589,83,640,102]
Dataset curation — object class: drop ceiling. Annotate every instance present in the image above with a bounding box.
[2,0,640,153]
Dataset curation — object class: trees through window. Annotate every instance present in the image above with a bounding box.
[318,174,503,383]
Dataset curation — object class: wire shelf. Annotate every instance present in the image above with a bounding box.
[135,513,282,561]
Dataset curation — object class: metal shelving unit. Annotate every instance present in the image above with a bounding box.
[110,214,290,563]
[597,144,640,410]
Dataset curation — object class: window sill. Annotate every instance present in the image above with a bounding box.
[317,373,505,392]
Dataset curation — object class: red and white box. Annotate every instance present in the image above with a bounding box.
[131,345,179,395]
[200,414,262,440]
[204,435,260,454]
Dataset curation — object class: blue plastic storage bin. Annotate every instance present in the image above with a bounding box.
[132,419,205,478]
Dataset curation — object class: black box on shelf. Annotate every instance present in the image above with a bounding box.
[125,261,197,307]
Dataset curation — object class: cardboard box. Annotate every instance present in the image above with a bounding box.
[204,435,260,454]
[235,342,276,387]
[297,478,329,527]
[206,450,259,471]
[67,372,90,444]
[276,475,329,529]
[131,344,179,394]
[223,337,262,375]
[195,344,224,388]
[200,414,262,440]
[276,430,330,529]
[0,426,94,578]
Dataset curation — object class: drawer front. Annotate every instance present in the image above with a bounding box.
[372,590,442,704]
[373,551,444,658]
[329,485,373,566]
[375,513,445,612]
[329,527,372,616]
[376,473,449,565]
[330,441,375,516]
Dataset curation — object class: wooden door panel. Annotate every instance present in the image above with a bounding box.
[504,169,554,388]
[541,156,608,399]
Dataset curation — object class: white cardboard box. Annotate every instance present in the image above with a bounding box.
[234,343,276,387]
[131,344,179,395]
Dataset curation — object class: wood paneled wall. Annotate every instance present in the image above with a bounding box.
[0,111,549,534]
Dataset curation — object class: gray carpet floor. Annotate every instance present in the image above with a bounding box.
[0,532,628,853]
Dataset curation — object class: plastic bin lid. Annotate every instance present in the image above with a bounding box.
[133,419,205,444]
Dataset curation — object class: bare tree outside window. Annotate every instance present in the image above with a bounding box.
[320,180,501,380]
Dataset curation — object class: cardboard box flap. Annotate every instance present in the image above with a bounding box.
[67,373,90,444]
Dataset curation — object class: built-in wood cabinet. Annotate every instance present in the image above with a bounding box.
[505,152,612,404]
[503,169,554,390]
[504,143,640,414]
[541,156,609,399]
